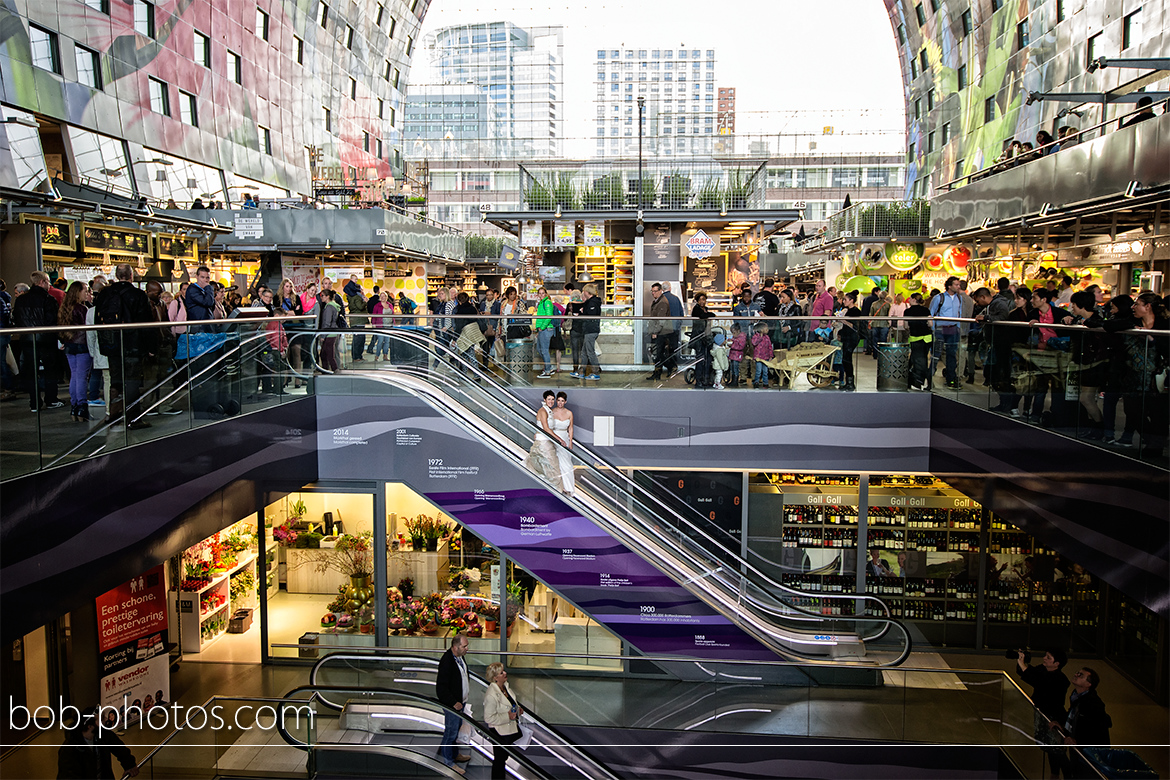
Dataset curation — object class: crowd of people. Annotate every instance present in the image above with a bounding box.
[2,267,1166,455]
[974,97,1164,184]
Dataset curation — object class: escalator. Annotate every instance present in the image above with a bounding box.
[273,681,619,780]
[313,327,911,667]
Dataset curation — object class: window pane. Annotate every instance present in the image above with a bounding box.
[75,45,100,88]
[134,0,154,37]
[30,26,58,73]
[180,92,197,126]
[149,78,169,115]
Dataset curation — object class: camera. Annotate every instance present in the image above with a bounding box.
[1004,648,1032,664]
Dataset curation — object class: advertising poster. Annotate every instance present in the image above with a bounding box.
[520,221,543,248]
[583,221,605,246]
[282,258,321,293]
[96,566,170,726]
[553,221,575,247]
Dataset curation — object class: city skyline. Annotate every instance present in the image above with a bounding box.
[415,0,907,157]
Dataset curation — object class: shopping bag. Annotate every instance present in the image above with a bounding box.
[456,702,473,744]
[514,717,533,751]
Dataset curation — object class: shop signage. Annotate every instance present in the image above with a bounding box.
[886,243,924,271]
[95,565,170,727]
[81,224,151,257]
[20,215,76,256]
[584,221,605,246]
[553,221,575,247]
[157,233,198,262]
[234,215,264,239]
[520,221,543,248]
[647,224,680,265]
[685,229,715,258]
[315,187,357,196]
[1061,240,1147,266]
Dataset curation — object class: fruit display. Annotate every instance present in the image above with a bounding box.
[321,613,337,627]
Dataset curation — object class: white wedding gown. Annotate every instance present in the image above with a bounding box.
[550,416,574,493]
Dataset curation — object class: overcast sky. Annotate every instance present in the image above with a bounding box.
[416,0,907,155]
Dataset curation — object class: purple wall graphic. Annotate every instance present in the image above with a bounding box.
[427,489,776,661]
[316,394,777,661]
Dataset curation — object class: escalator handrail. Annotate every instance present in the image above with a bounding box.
[279,684,617,780]
[367,326,898,626]
[307,652,623,779]
[350,359,911,665]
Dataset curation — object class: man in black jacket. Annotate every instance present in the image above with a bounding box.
[1052,667,1112,778]
[12,271,64,411]
[94,264,158,429]
[57,707,139,779]
[436,633,471,773]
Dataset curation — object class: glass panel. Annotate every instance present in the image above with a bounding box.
[264,490,375,660]
[0,107,49,190]
[146,149,226,206]
[66,125,130,194]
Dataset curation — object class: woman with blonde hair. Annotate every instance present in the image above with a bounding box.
[482,662,523,779]
[579,283,602,380]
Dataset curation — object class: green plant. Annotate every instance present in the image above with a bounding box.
[661,173,691,208]
[697,178,723,209]
[632,176,656,208]
[524,178,554,210]
[466,235,505,258]
[293,531,322,549]
[552,172,578,210]
[289,498,307,518]
[725,168,750,208]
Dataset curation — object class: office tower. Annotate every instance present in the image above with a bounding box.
[407,21,564,158]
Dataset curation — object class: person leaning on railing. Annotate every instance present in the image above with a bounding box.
[1016,648,1070,771]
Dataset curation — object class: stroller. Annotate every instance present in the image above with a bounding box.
[683,322,728,386]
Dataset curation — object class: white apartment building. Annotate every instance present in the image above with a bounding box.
[595,46,718,158]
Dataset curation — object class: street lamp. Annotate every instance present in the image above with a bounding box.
[637,96,645,210]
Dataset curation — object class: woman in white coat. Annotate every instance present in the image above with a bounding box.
[482,662,523,779]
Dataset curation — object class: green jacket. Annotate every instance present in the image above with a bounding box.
[534,297,555,330]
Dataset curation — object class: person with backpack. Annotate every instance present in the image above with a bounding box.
[344,275,368,363]
[12,271,64,411]
[93,264,157,428]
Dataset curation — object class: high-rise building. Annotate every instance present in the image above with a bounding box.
[716,87,736,154]
[594,46,718,158]
[407,22,564,158]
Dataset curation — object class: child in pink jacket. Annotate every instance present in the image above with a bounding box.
[751,323,772,388]
[728,323,747,387]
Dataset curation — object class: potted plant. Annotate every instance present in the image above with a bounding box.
[272,525,298,547]
[398,576,415,598]
[504,580,525,636]
[422,516,450,551]
[404,516,426,550]
[289,498,307,522]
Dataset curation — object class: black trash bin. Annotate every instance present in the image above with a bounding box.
[876,342,911,391]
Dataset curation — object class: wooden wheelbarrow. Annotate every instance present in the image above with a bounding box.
[757,342,841,389]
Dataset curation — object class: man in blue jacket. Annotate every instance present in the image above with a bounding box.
[184,266,217,331]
